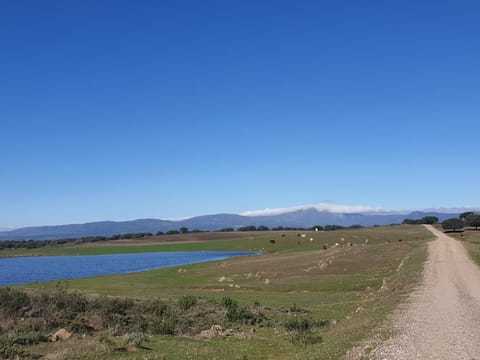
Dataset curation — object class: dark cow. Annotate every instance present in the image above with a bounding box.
[270,239,276,244]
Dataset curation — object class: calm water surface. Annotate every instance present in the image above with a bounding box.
[0,251,258,286]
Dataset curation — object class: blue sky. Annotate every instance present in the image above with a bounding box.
[1,1,479,228]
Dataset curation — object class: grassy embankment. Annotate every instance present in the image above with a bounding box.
[2,225,433,359]
[451,230,480,265]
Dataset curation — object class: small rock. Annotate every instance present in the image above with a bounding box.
[197,325,226,339]
[81,315,103,331]
[50,328,72,342]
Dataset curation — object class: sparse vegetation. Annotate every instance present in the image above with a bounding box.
[1,225,434,359]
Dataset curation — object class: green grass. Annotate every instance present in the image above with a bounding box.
[15,225,433,359]
[0,238,259,257]
[451,230,480,265]
[1,226,426,257]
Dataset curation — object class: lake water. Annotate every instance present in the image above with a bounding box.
[0,251,258,286]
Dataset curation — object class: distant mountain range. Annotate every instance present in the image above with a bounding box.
[0,208,464,241]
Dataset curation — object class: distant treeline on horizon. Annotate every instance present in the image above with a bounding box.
[2,213,478,251]
[0,224,369,250]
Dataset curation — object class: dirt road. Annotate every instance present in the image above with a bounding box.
[370,225,480,359]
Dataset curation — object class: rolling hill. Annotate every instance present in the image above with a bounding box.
[0,208,461,241]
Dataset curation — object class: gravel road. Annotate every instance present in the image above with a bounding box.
[370,225,480,359]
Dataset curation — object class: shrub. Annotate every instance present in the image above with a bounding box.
[0,335,26,359]
[11,331,48,346]
[178,295,198,311]
[0,288,30,317]
[95,297,134,316]
[148,310,177,335]
[151,299,170,317]
[221,297,264,324]
[226,306,255,323]
[52,290,88,318]
[289,304,310,314]
[283,318,328,346]
[221,297,238,311]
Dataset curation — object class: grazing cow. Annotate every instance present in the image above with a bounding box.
[309,237,314,243]
[365,239,369,245]
[334,242,340,247]
[398,239,403,242]
[270,239,276,244]
[301,234,306,238]
[281,234,286,237]
[323,245,328,250]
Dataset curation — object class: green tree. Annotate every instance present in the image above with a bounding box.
[179,227,189,234]
[238,225,257,231]
[216,227,234,232]
[420,216,439,224]
[441,218,464,232]
[465,214,480,230]
[460,212,475,221]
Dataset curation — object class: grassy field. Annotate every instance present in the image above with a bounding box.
[4,225,434,359]
[451,229,480,266]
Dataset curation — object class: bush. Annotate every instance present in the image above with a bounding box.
[222,297,238,311]
[151,299,169,317]
[178,295,198,311]
[289,304,310,314]
[11,331,48,346]
[95,297,134,316]
[226,306,256,323]
[222,297,263,324]
[0,335,27,359]
[0,288,30,317]
[283,318,328,346]
[52,289,88,319]
[148,310,177,335]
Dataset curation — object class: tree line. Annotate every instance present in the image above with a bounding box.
[0,224,367,250]
[402,216,439,225]
[236,224,363,232]
[441,212,480,232]
[402,212,480,232]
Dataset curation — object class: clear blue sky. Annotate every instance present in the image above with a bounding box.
[1,1,479,228]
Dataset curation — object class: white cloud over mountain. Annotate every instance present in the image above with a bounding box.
[241,203,389,217]
[241,203,480,217]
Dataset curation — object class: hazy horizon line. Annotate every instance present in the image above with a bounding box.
[2,203,480,230]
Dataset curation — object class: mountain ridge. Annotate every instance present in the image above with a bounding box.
[0,209,464,241]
